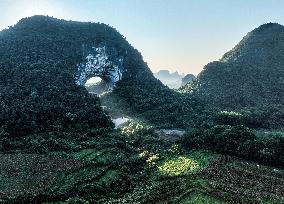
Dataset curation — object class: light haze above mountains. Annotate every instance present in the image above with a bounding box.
[154,70,196,89]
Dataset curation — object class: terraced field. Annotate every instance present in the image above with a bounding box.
[0,154,84,202]
[195,157,284,204]
[0,125,283,203]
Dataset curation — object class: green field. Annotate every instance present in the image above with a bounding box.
[0,123,283,203]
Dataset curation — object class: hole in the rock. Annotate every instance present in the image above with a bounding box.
[85,76,102,86]
[85,76,111,95]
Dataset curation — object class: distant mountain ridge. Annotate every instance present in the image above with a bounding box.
[154,70,186,89]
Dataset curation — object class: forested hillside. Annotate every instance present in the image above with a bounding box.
[181,23,284,128]
[0,15,200,140]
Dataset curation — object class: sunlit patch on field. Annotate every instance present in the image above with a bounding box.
[158,156,200,176]
[120,121,151,136]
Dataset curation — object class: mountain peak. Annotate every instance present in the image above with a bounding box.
[249,22,284,38]
[11,15,97,32]
[17,15,60,24]
[254,22,283,32]
[221,22,284,63]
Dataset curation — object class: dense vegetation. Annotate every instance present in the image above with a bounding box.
[0,16,283,203]
[1,121,283,203]
[184,125,283,166]
[181,23,284,128]
[0,15,206,140]
[181,74,196,87]
[0,16,122,138]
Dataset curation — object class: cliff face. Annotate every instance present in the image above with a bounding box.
[74,44,124,89]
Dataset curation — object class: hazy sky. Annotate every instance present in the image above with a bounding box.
[1,0,284,75]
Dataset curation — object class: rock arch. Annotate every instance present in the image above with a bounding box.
[74,44,124,90]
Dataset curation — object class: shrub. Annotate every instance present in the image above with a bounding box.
[183,125,283,166]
